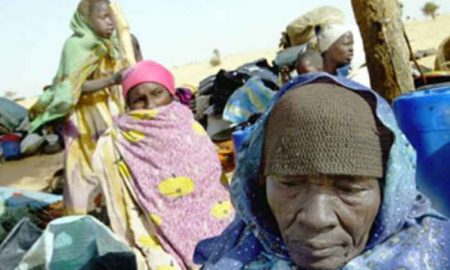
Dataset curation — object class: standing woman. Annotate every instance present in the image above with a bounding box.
[29,0,127,215]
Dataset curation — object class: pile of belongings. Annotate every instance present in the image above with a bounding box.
[0,97,63,161]
[0,98,29,135]
[0,188,136,270]
[0,98,28,160]
[197,58,279,123]
[275,6,345,71]
[0,188,63,269]
[0,188,63,242]
[194,59,279,172]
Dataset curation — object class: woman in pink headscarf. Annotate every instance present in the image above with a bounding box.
[92,60,234,270]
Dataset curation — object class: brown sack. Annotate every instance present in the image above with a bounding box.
[286,6,345,47]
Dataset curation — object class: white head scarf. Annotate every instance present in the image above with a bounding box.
[317,24,352,53]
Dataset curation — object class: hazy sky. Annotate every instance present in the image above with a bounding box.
[1,0,449,97]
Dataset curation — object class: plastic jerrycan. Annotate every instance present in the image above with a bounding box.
[393,85,450,217]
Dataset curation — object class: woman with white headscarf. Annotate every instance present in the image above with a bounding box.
[317,24,354,77]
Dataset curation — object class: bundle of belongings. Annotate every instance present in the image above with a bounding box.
[198,58,279,114]
[280,6,345,49]
[195,59,279,172]
[0,98,27,160]
[0,188,135,270]
[275,6,345,75]
[0,188,62,269]
[0,97,63,161]
[197,58,279,126]
[16,216,136,270]
[0,98,29,135]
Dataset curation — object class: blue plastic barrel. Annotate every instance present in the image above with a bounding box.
[393,85,450,217]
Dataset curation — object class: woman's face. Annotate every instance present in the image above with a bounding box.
[90,1,115,39]
[127,82,173,111]
[328,32,354,67]
[266,174,381,270]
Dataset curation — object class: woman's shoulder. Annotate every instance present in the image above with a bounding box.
[194,219,269,269]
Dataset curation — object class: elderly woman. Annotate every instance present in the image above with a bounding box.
[317,25,354,77]
[194,73,450,269]
[93,60,234,270]
[29,0,129,215]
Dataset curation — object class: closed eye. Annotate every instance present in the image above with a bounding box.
[152,89,164,97]
[279,181,298,187]
[335,183,368,194]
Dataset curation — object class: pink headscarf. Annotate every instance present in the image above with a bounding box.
[122,60,176,98]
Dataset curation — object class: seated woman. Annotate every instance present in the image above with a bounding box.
[93,60,234,270]
[194,73,450,269]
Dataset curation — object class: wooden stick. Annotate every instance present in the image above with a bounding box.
[111,2,136,68]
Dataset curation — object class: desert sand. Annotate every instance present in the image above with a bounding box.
[405,14,450,68]
[1,14,449,192]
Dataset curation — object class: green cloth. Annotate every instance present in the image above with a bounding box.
[29,8,119,132]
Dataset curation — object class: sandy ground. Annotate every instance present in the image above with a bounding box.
[0,152,63,192]
[1,14,449,192]
[405,14,450,68]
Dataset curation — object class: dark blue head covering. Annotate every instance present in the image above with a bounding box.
[195,73,450,269]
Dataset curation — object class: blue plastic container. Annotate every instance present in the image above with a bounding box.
[393,85,450,216]
[1,134,21,160]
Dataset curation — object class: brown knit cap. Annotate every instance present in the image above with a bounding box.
[264,83,384,178]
